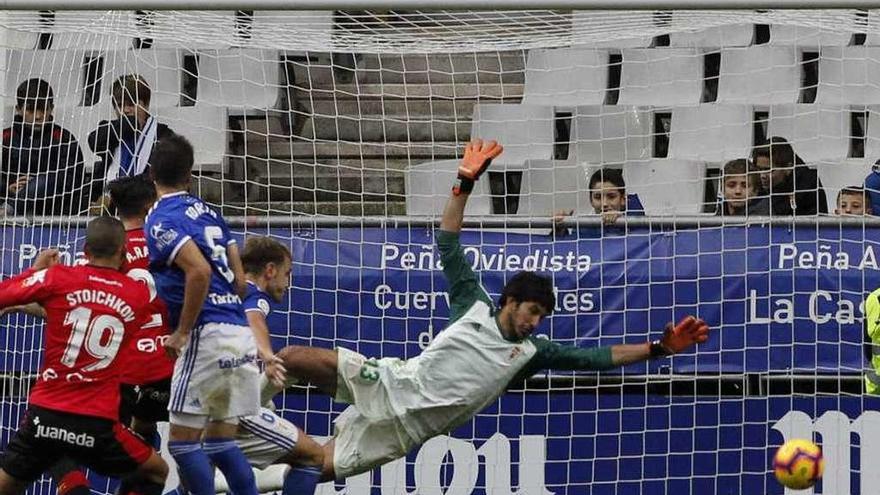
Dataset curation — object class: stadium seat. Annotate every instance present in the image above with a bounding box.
[105,50,183,109]
[54,103,112,172]
[151,11,238,49]
[6,50,87,108]
[514,159,590,216]
[470,104,555,167]
[197,49,282,113]
[768,24,852,48]
[571,105,651,165]
[717,46,801,105]
[523,48,609,107]
[669,23,754,48]
[816,47,880,105]
[571,11,654,48]
[814,159,872,212]
[864,106,880,164]
[405,159,491,216]
[618,48,703,106]
[153,106,228,172]
[251,11,334,54]
[766,105,850,163]
[624,159,707,214]
[668,105,754,163]
[51,11,134,50]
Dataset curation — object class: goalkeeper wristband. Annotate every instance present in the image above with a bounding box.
[649,340,674,358]
[452,177,475,196]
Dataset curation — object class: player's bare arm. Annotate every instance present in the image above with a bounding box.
[227,242,248,299]
[165,240,212,359]
[245,311,286,387]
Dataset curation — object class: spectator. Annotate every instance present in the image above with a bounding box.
[88,74,174,205]
[862,159,880,216]
[835,186,872,216]
[750,136,827,216]
[1,78,85,216]
[715,159,769,216]
[552,168,643,236]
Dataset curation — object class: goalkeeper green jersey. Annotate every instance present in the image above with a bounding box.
[865,287,880,394]
[385,231,615,444]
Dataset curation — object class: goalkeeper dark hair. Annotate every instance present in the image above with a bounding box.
[499,271,555,314]
[150,134,194,188]
[241,236,292,275]
[108,175,157,220]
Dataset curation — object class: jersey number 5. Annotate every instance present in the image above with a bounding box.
[205,226,235,283]
[61,307,124,372]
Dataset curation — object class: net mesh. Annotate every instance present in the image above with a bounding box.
[0,8,877,495]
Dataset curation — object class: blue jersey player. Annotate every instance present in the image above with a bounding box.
[145,135,260,495]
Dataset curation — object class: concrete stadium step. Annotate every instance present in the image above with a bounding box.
[245,162,405,202]
[244,140,460,160]
[298,83,524,100]
[219,201,407,216]
[288,52,526,86]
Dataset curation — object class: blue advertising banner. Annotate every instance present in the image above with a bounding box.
[1,224,879,495]
[1,225,878,373]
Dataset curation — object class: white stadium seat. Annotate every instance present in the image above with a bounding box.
[572,105,651,165]
[405,159,491,216]
[814,159,872,212]
[105,50,183,109]
[624,159,707,215]
[768,24,852,48]
[153,105,228,172]
[571,11,654,48]
[514,159,590,216]
[251,11,333,54]
[470,104,555,167]
[197,49,281,113]
[7,50,87,108]
[668,105,754,163]
[51,11,134,50]
[864,106,880,164]
[54,103,112,173]
[523,48,608,107]
[817,47,880,105]
[618,48,703,106]
[766,105,850,163]
[151,11,238,49]
[717,46,801,105]
[669,23,754,48]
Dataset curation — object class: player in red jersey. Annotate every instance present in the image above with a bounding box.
[0,217,168,495]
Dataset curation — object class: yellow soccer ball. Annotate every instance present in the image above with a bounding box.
[773,439,824,490]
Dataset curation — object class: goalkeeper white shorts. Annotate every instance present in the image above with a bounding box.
[238,407,301,469]
[332,347,417,477]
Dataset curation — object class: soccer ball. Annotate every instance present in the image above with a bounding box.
[773,439,824,490]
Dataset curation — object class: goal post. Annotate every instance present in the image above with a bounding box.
[1,6,880,495]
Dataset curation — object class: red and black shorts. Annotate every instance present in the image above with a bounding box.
[119,378,171,425]
[1,406,153,482]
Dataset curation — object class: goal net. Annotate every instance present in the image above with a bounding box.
[0,7,879,495]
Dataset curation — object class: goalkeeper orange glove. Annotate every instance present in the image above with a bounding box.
[453,139,504,196]
[651,316,710,357]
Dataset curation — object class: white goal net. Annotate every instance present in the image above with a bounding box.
[1,7,879,495]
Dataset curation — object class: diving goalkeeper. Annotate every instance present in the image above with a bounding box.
[271,139,711,480]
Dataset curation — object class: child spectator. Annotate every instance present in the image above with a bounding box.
[750,136,827,216]
[552,168,643,236]
[1,78,85,216]
[88,74,174,206]
[835,186,872,216]
[716,159,769,216]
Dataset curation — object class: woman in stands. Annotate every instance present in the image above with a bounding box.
[715,159,769,216]
[750,136,827,215]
